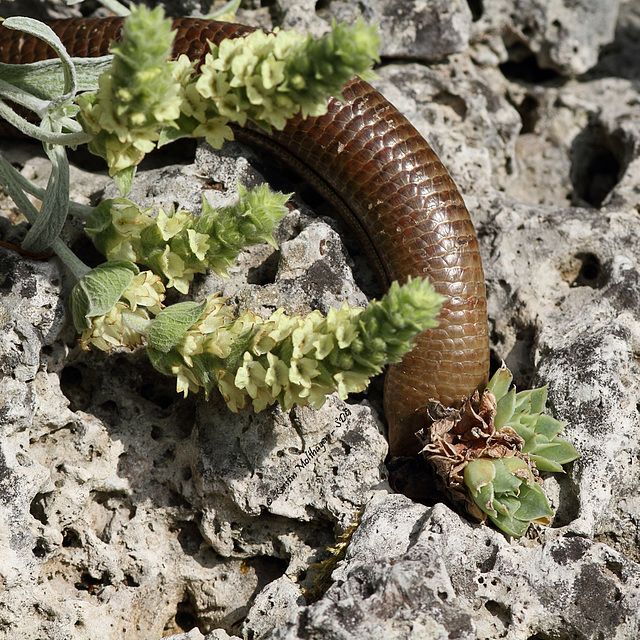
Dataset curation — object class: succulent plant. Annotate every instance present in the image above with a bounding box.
[418,363,579,537]
[463,455,553,537]
[487,365,580,473]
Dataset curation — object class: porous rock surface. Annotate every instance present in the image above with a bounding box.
[2,0,640,639]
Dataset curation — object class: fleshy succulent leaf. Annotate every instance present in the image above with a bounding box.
[494,387,516,429]
[514,482,553,521]
[464,455,554,535]
[530,455,564,473]
[495,494,521,517]
[486,363,513,401]
[489,512,530,538]
[464,458,496,493]
[491,458,524,493]
[531,440,580,465]
[421,363,578,538]
[534,414,567,439]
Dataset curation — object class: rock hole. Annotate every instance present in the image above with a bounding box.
[168,590,203,635]
[568,253,603,289]
[484,599,511,626]
[175,403,197,439]
[468,0,483,21]
[62,528,83,548]
[432,90,467,119]
[247,249,281,285]
[173,520,205,556]
[161,446,176,463]
[30,493,49,525]
[550,472,581,528]
[570,122,626,207]
[69,233,104,270]
[60,364,95,412]
[32,537,48,558]
[243,555,288,588]
[124,573,140,587]
[477,546,498,573]
[514,94,540,134]
[499,323,536,389]
[500,51,560,84]
[75,571,111,593]
[139,380,177,409]
[604,559,624,581]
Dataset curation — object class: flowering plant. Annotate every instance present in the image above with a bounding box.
[0,3,442,413]
[0,2,578,537]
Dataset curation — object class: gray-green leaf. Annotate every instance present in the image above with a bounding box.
[148,300,208,353]
[69,261,139,330]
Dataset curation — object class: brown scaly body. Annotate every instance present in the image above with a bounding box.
[0,17,490,455]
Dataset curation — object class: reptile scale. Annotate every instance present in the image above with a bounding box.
[0,16,491,456]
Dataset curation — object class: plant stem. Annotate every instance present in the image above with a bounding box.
[97,0,131,16]
[0,101,92,145]
[0,152,91,281]
[51,237,91,281]
[0,152,41,224]
[2,158,93,220]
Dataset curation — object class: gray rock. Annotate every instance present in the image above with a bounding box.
[318,0,472,61]
[2,0,640,639]
[242,577,302,639]
[164,628,241,640]
[262,494,640,640]
[0,91,389,640]
[471,0,619,76]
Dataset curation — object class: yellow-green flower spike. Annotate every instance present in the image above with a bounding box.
[77,6,188,180]
[76,11,379,179]
[147,277,442,413]
[85,184,290,294]
[195,19,379,131]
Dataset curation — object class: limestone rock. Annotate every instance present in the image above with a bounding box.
[2,1,640,639]
[274,0,472,60]
[471,0,619,76]
[261,494,640,640]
